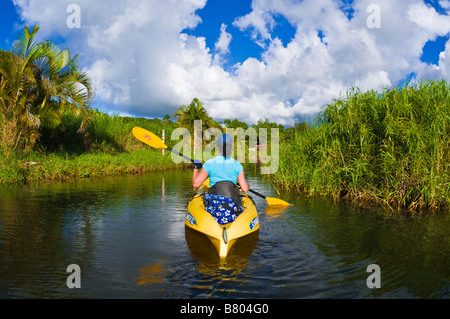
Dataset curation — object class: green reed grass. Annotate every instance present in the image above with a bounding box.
[0,148,184,184]
[37,109,178,154]
[0,109,185,184]
[273,80,450,212]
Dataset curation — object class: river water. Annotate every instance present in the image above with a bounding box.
[0,167,449,299]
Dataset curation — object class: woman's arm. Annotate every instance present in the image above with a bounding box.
[192,168,209,188]
[237,170,249,192]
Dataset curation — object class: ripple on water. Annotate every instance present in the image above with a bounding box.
[0,172,449,299]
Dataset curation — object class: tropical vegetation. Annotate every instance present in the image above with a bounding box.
[272,80,450,212]
[0,106,184,184]
[1,25,449,214]
[0,25,93,156]
[172,98,214,129]
[0,25,184,184]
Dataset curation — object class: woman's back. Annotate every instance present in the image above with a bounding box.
[203,155,243,188]
[192,133,249,193]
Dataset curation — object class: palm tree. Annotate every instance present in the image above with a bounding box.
[0,50,38,153]
[172,98,219,157]
[0,25,95,154]
[172,98,211,130]
[13,26,94,133]
[32,40,94,132]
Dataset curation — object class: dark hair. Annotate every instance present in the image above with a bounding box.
[221,142,232,158]
[218,133,232,158]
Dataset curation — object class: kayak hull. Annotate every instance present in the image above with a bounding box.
[185,182,260,258]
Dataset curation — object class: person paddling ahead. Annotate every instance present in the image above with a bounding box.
[192,133,250,224]
[192,133,249,192]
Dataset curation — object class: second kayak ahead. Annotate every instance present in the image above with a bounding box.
[185,180,260,258]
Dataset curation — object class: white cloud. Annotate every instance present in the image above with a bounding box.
[233,1,276,48]
[408,2,450,36]
[213,23,232,65]
[11,0,450,125]
[408,1,450,81]
[227,0,450,123]
[415,38,450,80]
[215,24,232,55]
[440,0,450,10]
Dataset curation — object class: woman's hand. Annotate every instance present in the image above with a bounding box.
[193,166,209,188]
[237,170,249,192]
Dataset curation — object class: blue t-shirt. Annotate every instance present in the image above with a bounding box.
[203,156,243,188]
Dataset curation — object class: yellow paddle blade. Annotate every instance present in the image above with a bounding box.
[132,127,167,149]
[265,197,291,206]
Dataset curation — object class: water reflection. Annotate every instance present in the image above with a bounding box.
[0,170,449,299]
[184,226,261,297]
[264,205,289,220]
[136,260,168,285]
[184,226,259,268]
[274,192,450,299]
[161,177,166,205]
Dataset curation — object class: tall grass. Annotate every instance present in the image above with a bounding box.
[38,109,178,154]
[274,80,450,212]
[0,149,181,184]
[0,109,186,184]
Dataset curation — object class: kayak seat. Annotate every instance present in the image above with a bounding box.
[204,181,244,225]
[207,181,243,206]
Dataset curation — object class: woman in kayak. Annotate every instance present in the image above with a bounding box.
[192,133,250,224]
[192,133,249,193]
[192,133,249,222]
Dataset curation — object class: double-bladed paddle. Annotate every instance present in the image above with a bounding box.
[132,126,291,206]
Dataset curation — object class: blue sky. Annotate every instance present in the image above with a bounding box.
[0,0,20,50]
[180,0,449,68]
[2,0,445,64]
[1,0,450,124]
[181,0,297,70]
[421,0,450,64]
[422,35,449,64]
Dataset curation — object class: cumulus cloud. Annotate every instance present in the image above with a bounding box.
[408,1,450,81]
[415,39,450,80]
[215,24,232,55]
[11,0,450,125]
[223,0,450,123]
[212,23,232,65]
[13,0,212,117]
[440,0,450,10]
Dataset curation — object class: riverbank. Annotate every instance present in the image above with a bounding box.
[272,80,449,213]
[0,109,188,185]
[0,149,188,185]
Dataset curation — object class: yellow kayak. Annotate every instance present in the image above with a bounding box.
[185,180,260,258]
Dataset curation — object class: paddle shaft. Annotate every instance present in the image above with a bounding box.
[169,142,267,201]
[167,147,254,194]
[132,126,289,205]
[247,188,267,200]
[166,146,195,164]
